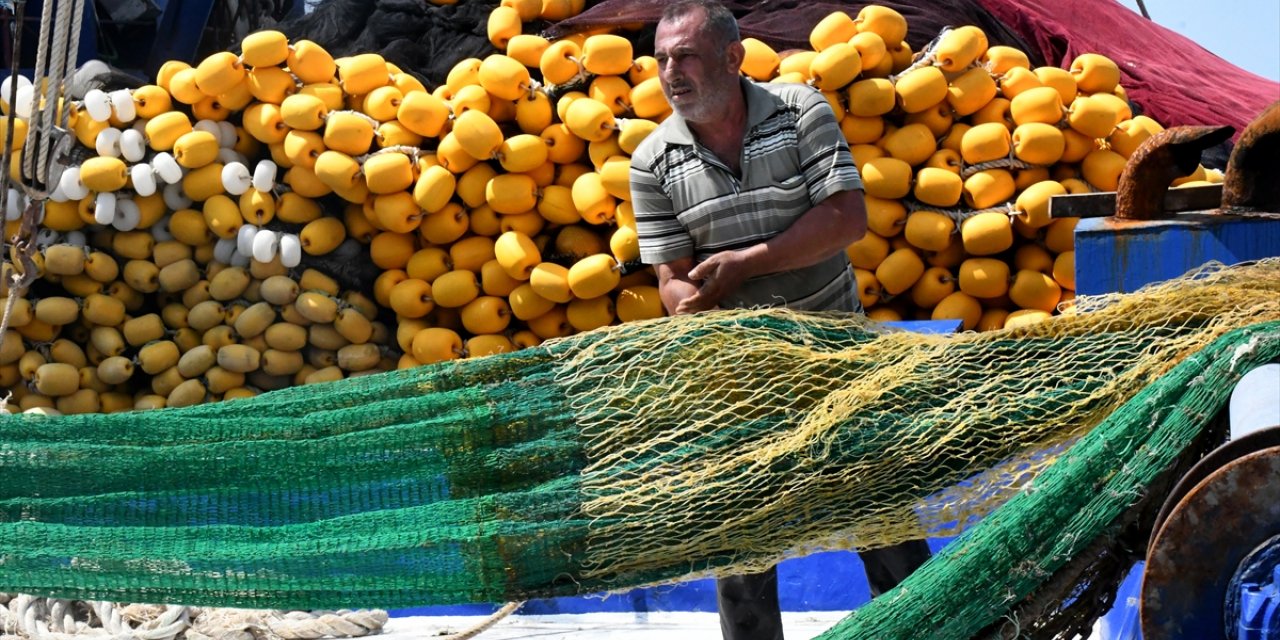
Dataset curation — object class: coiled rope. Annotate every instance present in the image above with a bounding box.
[0,594,388,640]
[0,594,526,640]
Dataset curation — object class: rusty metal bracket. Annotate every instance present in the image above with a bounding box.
[1223,101,1280,211]
[1049,184,1223,219]
[1115,124,1235,220]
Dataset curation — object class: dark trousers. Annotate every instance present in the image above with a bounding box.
[715,539,933,640]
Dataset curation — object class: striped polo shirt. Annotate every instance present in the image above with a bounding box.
[629,79,864,312]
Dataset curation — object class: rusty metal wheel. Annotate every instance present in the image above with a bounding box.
[1141,431,1280,639]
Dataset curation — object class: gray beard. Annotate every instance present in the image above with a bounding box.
[670,84,737,125]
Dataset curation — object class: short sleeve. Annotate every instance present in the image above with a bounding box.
[630,152,694,265]
[794,87,863,205]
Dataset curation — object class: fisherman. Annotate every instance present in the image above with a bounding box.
[628,1,933,637]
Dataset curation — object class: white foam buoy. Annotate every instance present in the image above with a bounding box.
[5,188,23,221]
[150,214,174,242]
[229,251,251,267]
[94,191,117,225]
[34,228,60,249]
[152,152,183,185]
[49,181,69,202]
[58,166,90,200]
[162,182,191,210]
[112,197,141,231]
[214,237,238,264]
[120,128,146,162]
[252,228,279,263]
[0,75,31,106]
[83,89,112,122]
[130,163,157,197]
[222,162,252,195]
[12,83,38,119]
[95,127,122,158]
[110,90,136,123]
[64,230,88,247]
[194,119,220,138]
[237,223,259,257]
[217,121,238,148]
[13,84,36,119]
[252,160,277,192]
[279,233,302,268]
[217,148,247,166]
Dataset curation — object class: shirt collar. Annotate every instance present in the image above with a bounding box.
[660,77,787,146]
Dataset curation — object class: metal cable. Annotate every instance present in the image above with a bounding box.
[35,0,75,186]
[57,0,83,132]
[0,0,28,213]
[21,0,52,183]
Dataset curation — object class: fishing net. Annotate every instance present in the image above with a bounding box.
[1,260,1278,636]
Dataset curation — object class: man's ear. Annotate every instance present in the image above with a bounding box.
[725,41,746,75]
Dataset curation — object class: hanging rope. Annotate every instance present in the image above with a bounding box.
[0,0,83,414]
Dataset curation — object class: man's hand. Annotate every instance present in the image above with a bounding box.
[677,250,754,314]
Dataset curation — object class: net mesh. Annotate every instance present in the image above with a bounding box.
[0,260,1278,630]
[824,315,1280,638]
[566,259,1280,586]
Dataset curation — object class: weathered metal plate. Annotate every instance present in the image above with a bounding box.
[1141,446,1280,639]
[1049,184,1224,219]
[1148,426,1280,550]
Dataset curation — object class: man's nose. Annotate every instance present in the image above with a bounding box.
[661,67,682,88]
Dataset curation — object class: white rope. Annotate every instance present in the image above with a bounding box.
[361,145,422,161]
[34,0,73,183]
[888,26,951,84]
[959,158,1037,180]
[0,595,387,640]
[64,0,86,124]
[265,610,389,639]
[93,601,191,640]
[188,608,388,640]
[905,197,1018,226]
[433,601,524,640]
[18,0,79,191]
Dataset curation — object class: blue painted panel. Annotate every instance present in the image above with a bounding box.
[884,319,964,335]
[0,0,98,78]
[1075,214,1280,296]
[146,0,216,77]
[391,539,955,617]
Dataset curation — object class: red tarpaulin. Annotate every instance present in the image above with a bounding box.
[975,0,1279,137]
[550,0,1278,140]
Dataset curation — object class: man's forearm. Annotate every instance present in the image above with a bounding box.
[659,277,701,314]
[739,190,868,278]
[655,259,704,315]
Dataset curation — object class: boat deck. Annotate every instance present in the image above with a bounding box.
[380,611,849,639]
